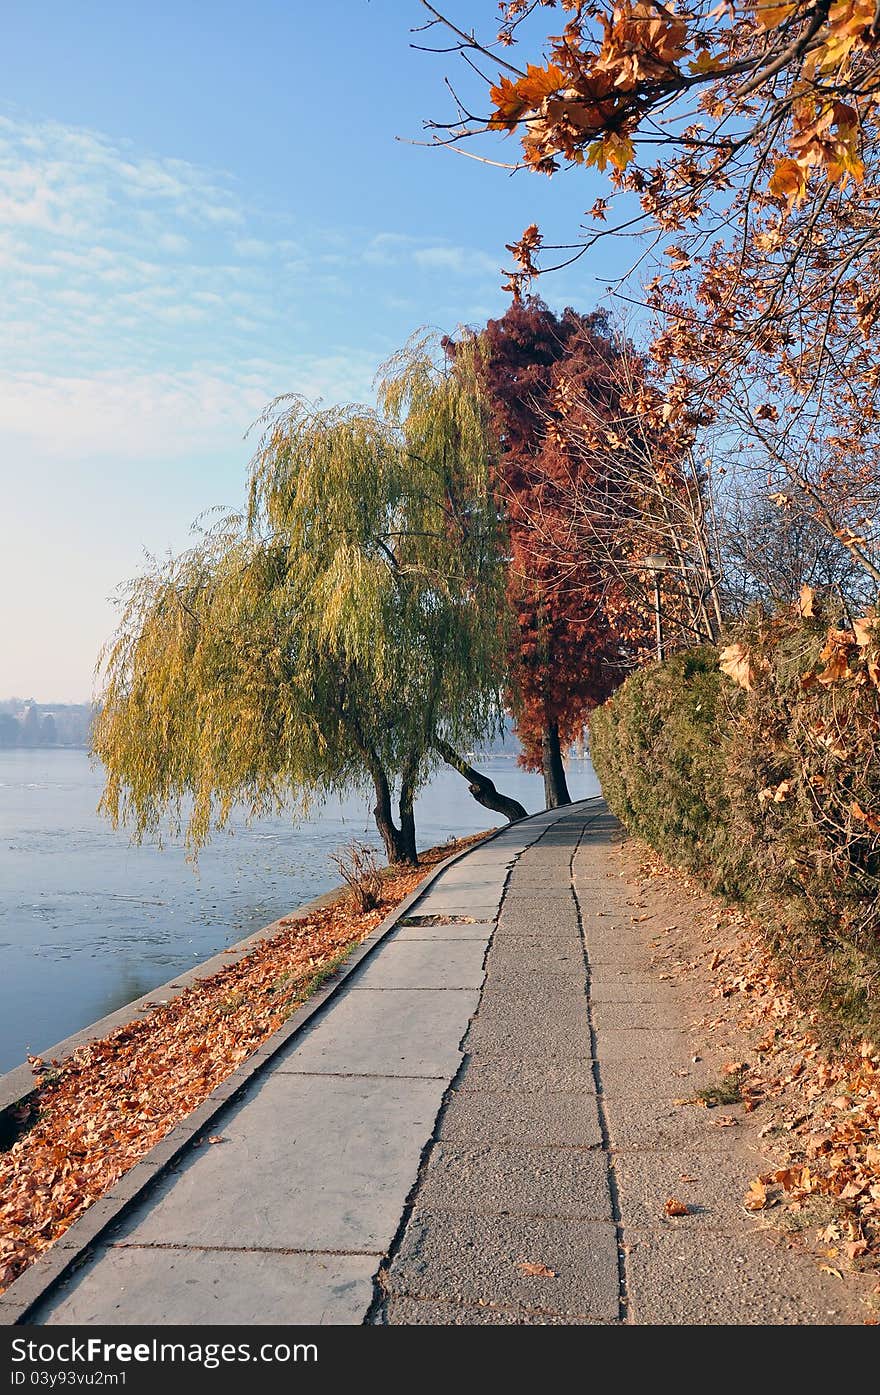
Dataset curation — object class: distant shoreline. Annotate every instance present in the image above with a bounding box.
[0,743,88,752]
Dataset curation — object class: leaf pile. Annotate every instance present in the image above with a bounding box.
[0,834,485,1293]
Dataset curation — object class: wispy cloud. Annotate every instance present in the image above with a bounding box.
[0,113,508,473]
[364,231,500,278]
[0,115,241,231]
[0,353,378,461]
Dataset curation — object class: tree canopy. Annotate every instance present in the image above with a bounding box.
[94,334,514,864]
[452,299,653,804]
[422,2,880,594]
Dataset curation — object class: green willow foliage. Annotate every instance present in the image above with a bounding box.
[94,333,509,860]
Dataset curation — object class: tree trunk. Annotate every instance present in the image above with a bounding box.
[397,763,419,866]
[371,767,407,864]
[433,738,528,822]
[542,721,572,808]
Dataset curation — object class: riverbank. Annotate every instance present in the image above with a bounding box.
[0,747,600,1071]
[10,801,876,1326]
[0,832,487,1294]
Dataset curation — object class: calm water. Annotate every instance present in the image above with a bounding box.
[0,748,598,1072]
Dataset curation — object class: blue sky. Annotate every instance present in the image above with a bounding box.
[1,1,628,701]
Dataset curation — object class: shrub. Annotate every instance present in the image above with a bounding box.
[589,594,880,1039]
[329,840,385,913]
[589,647,747,895]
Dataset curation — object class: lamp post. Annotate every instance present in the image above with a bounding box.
[644,553,668,662]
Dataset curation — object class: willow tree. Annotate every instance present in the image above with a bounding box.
[94,334,524,865]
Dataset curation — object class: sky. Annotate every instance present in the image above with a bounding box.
[0,0,626,702]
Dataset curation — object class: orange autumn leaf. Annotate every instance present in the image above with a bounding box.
[817,630,853,684]
[744,1178,768,1210]
[489,75,530,129]
[768,157,807,208]
[663,1196,690,1217]
[752,1,797,29]
[851,801,880,833]
[517,1260,558,1277]
[515,62,567,108]
[688,48,722,74]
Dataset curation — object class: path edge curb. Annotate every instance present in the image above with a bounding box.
[0,800,600,1325]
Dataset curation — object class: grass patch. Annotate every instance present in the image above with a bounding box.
[282,950,355,1017]
[695,1072,745,1108]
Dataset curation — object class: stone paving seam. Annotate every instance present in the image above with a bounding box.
[109,1243,385,1256]
[272,1070,449,1081]
[0,816,540,1327]
[569,814,630,1326]
[363,818,568,1323]
[369,806,607,1325]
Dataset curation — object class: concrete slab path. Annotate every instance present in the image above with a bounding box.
[24,804,584,1325]
[22,800,867,1325]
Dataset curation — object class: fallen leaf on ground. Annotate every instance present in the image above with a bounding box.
[745,1179,768,1211]
[664,1197,691,1217]
[517,1261,557,1278]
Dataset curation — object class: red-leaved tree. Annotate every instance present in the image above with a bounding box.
[461,299,644,806]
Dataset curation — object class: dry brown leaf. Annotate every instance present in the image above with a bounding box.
[719,642,754,691]
[853,614,876,646]
[817,629,853,685]
[663,1197,691,1217]
[745,1178,768,1211]
[517,1260,557,1278]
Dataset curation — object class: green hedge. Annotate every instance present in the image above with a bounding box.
[589,606,880,1041]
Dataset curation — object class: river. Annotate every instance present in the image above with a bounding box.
[0,748,599,1072]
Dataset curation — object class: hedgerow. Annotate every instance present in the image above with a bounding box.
[589,594,880,1039]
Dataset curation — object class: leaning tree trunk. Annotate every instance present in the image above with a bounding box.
[434,738,528,823]
[542,721,572,809]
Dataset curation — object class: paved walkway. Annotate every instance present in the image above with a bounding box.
[24,800,866,1325]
